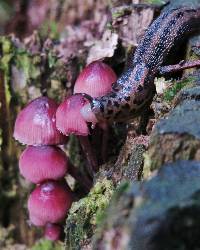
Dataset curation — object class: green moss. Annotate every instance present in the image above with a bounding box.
[0,35,67,104]
[95,181,130,228]
[39,21,59,40]
[16,53,41,78]
[48,52,57,69]
[0,36,42,104]
[163,76,196,102]
[32,239,62,250]
[93,181,131,245]
[65,178,114,250]
[0,37,14,104]
[1,37,13,54]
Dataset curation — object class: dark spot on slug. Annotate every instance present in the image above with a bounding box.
[125,86,131,92]
[100,103,104,113]
[107,100,112,106]
[137,85,143,92]
[144,81,149,89]
[110,92,117,98]
[124,96,131,101]
[133,99,144,106]
[114,111,121,119]
[176,12,184,19]
[112,83,120,91]
[122,103,130,109]
[107,110,114,115]
[114,101,120,107]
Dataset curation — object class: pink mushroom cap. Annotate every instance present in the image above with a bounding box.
[56,94,89,136]
[73,61,117,98]
[44,223,61,241]
[28,181,73,226]
[13,96,66,145]
[19,145,68,184]
[29,214,46,227]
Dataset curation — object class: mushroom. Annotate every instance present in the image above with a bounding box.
[56,94,98,177]
[19,145,68,184]
[28,181,73,226]
[74,60,117,98]
[44,223,61,241]
[29,214,46,227]
[56,94,89,136]
[19,144,92,191]
[14,96,66,145]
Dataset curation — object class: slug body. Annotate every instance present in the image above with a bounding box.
[89,7,200,122]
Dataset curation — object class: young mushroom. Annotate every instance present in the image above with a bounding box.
[14,96,66,145]
[56,94,89,136]
[74,60,117,127]
[44,223,62,241]
[28,181,73,226]
[19,145,68,184]
[19,144,92,191]
[74,60,117,98]
[56,94,98,176]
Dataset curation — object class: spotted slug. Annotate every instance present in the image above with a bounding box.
[84,6,200,122]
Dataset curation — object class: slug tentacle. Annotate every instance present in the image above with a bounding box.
[89,7,200,122]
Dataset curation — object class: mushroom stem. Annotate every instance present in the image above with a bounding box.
[78,135,98,177]
[68,161,92,193]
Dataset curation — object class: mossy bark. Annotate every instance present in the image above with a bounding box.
[93,161,200,250]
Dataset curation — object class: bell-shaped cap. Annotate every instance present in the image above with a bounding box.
[28,181,72,226]
[14,96,66,145]
[74,61,117,97]
[56,95,89,136]
[19,145,68,184]
[44,223,61,241]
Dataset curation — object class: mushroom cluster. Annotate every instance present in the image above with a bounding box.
[14,96,72,241]
[13,60,117,241]
[56,61,117,172]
